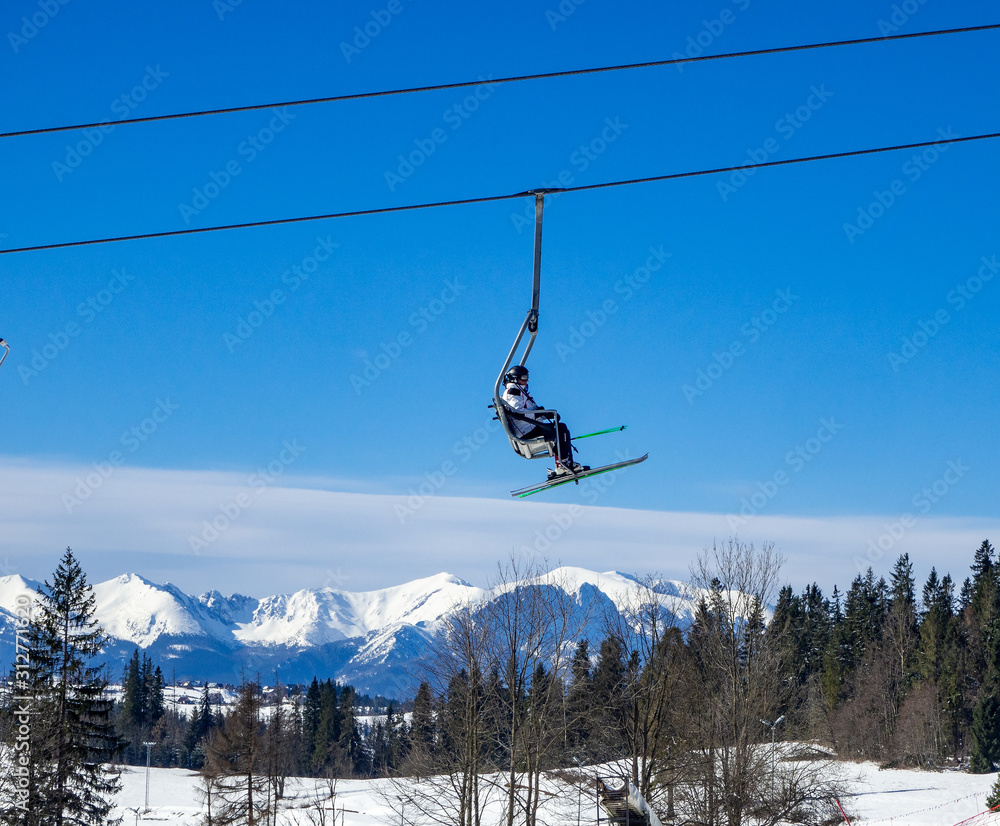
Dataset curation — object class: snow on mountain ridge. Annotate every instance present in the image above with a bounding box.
[1,571,485,652]
[232,571,484,647]
[0,568,775,696]
[0,568,761,655]
[92,574,242,648]
[0,574,43,611]
[491,566,702,619]
[198,590,259,625]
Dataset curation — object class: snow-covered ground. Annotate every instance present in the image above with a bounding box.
[113,761,1000,826]
[846,763,998,826]
[115,767,395,825]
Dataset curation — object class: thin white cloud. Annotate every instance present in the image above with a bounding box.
[0,458,995,599]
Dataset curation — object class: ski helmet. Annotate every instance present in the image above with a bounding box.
[505,365,529,384]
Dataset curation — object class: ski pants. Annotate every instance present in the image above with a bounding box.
[522,421,573,465]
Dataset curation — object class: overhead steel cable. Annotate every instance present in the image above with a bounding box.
[2,129,997,256]
[1,22,998,141]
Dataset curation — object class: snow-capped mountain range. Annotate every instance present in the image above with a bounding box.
[0,567,718,698]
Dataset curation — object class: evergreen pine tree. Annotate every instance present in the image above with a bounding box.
[311,680,340,775]
[186,684,216,768]
[959,577,974,613]
[970,693,1000,773]
[845,569,888,660]
[770,585,797,630]
[829,585,843,625]
[288,686,306,775]
[918,569,949,682]
[390,701,410,770]
[373,701,406,776]
[302,676,322,764]
[5,548,122,825]
[765,584,831,740]
[1,605,53,826]
[121,649,144,729]
[800,583,832,679]
[819,584,848,711]
[439,670,469,760]
[768,585,804,677]
[119,648,145,763]
[987,772,1000,809]
[338,685,366,775]
[149,665,166,724]
[139,654,152,721]
[590,633,628,760]
[910,568,966,760]
[885,554,919,689]
[410,681,435,755]
[566,638,592,755]
[971,540,998,621]
[967,541,1000,691]
[370,717,389,776]
[592,636,626,710]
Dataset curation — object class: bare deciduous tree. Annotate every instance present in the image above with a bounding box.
[485,561,590,826]
[382,597,496,826]
[600,575,694,819]
[384,557,590,826]
[683,539,848,826]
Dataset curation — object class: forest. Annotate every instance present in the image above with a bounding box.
[3,539,1000,825]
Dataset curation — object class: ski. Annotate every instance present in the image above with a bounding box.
[511,454,649,498]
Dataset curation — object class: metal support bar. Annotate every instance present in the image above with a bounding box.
[492,191,563,465]
[529,192,544,328]
[520,191,545,365]
[494,314,531,407]
[493,192,547,425]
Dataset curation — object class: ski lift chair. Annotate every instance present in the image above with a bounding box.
[492,396,566,465]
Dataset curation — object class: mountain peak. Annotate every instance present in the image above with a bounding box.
[0,574,43,612]
[0,566,741,698]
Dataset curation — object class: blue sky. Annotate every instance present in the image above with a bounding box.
[1,0,998,597]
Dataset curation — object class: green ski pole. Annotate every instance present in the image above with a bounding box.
[571,425,628,441]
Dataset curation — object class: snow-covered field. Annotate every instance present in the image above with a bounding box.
[113,761,1000,826]
[115,767,395,825]
[846,764,998,826]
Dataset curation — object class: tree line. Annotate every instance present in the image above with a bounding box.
[374,546,845,826]
[109,657,390,777]
[376,542,1000,826]
[773,539,1000,770]
[3,540,999,825]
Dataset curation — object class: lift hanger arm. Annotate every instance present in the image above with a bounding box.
[494,192,546,402]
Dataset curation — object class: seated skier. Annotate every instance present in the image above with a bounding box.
[501,365,589,477]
